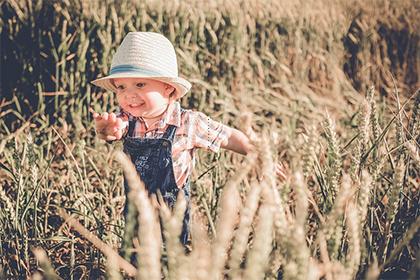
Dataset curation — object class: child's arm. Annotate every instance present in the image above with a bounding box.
[221,126,289,181]
[220,127,254,155]
[193,111,288,180]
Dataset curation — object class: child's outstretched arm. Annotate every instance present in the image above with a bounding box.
[221,127,289,181]
[91,109,127,141]
[221,127,254,156]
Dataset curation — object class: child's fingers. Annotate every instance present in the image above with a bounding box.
[115,117,123,127]
[89,107,98,117]
[109,112,116,122]
[92,111,126,141]
[105,135,117,141]
[90,108,103,120]
[101,112,109,121]
[116,118,129,131]
[92,112,100,119]
[114,129,123,140]
[113,126,121,133]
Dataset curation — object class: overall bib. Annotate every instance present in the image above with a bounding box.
[121,117,191,262]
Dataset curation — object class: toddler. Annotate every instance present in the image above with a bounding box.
[91,32,286,260]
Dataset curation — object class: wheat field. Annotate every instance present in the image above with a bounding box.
[0,0,419,279]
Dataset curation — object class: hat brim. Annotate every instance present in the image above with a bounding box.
[91,72,191,99]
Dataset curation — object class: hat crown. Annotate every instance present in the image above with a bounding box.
[111,32,178,77]
[91,32,191,99]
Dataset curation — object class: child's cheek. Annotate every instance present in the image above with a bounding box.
[117,98,128,109]
[120,103,130,112]
[116,94,123,105]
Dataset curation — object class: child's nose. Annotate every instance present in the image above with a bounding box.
[124,90,138,101]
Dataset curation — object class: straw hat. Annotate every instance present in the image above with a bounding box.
[91,32,191,99]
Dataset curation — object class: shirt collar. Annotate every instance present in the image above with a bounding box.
[120,101,181,129]
[159,101,181,128]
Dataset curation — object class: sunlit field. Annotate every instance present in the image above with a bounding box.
[0,0,419,279]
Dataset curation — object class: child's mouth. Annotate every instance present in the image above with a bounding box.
[129,103,145,109]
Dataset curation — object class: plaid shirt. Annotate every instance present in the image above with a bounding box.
[117,102,230,188]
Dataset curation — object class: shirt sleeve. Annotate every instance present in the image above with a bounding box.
[192,111,230,153]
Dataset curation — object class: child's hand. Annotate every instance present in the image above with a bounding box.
[275,161,290,182]
[91,109,127,141]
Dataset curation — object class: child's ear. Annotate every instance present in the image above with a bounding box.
[164,84,176,98]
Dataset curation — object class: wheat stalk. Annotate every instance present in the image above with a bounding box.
[367,87,380,143]
[364,257,380,280]
[58,210,136,277]
[357,170,372,225]
[404,140,420,167]
[243,203,274,279]
[282,172,310,280]
[114,151,162,280]
[106,250,123,280]
[228,178,262,279]
[32,248,60,280]
[323,112,342,208]
[323,173,353,260]
[158,191,188,279]
[0,183,16,229]
[387,158,404,226]
[302,124,318,178]
[381,215,420,271]
[209,172,242,279]
[345,201,361,278]
[189,211,211,280]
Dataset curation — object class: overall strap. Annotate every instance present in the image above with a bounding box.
[162,125,177,141]
[127,119,137,137]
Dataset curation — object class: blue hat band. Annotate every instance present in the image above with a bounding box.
[110,64,173,77]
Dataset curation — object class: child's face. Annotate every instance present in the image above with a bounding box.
[113,78,175,118]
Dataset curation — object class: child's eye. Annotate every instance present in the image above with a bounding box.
[136,83,146,88]
[116,85,125,90]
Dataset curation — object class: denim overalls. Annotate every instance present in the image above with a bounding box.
[121,115,191,261]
